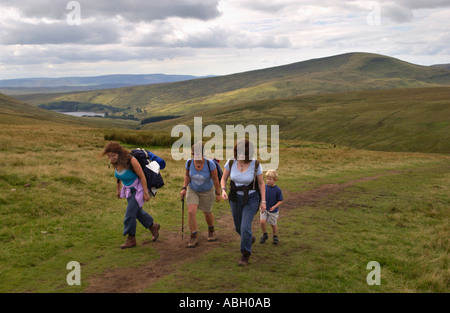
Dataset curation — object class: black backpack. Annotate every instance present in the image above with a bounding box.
[227,159,261,206]
[129,148,165,196]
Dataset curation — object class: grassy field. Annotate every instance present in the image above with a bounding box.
[0,122,448,293]
[146,87,450,154]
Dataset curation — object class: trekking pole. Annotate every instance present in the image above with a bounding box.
[181,198,185,241]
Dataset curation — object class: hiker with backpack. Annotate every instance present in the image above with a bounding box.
[180,143,222,247]
[221,139,266,266]
[101,142,160,249]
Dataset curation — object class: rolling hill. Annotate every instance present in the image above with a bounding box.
[17,52,450,119]
[0,92,137,128]
[144,86,450,154]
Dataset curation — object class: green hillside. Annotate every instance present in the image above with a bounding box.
[17,53,450,118]
[146,87,450,154]
[0,93,138,129]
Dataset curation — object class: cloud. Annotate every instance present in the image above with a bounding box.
[131,22,292,49]
[0,0,221,22]
[0,20,121,45]
[0,0,449,79]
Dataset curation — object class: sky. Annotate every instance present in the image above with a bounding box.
[0,0,449,79]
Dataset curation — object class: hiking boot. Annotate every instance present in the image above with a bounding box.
[252,236,256,244]
[260,233,269,244]
[149,223,160,241]
[187,232,199,248]
[207,226,217,242]
[238,250,250,266]
[273,236,279,245]
[120,235,136,249]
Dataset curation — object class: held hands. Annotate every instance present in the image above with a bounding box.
[260,201,267,213]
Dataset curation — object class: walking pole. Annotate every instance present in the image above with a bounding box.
[181,198,185,241]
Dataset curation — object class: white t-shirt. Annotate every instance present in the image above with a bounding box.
[225,159,263,195]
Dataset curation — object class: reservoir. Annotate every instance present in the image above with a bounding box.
[57,111,105,117]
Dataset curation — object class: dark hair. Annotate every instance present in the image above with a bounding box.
[234,139,254,163]
[101,141,131,168]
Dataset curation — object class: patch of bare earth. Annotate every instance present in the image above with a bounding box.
[86,171,400,293]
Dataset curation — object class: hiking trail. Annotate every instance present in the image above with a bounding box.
[86,171,398,292]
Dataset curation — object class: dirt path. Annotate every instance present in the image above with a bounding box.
[85,171,397,293]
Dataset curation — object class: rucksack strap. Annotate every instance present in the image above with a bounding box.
[228,159,260,205]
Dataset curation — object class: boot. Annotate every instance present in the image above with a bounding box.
[260,233,269,244]
[187,232,199,248]
[120,235,136,249]
[207,226,217,242]
[238,250,250,266]
[149,223,160,241]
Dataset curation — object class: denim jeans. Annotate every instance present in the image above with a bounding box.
[123,188,154,236]
[229,191,260,255]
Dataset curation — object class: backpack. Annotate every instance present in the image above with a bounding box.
[228,159,261,206]
[187,158,223,183]
[130,148,165,196]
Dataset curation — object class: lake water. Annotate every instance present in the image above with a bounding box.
[57,111,105,117]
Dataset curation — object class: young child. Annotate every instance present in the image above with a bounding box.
[260,170,283,244]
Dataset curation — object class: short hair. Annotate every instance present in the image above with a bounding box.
[191,142,205,159]
[265,170,278,180]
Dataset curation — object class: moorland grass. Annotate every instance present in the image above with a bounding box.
[0,123,448,292]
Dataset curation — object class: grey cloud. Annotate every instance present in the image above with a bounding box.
[0,0,221,22]
[133,25,292,49]
[381,3,415,23]
[0,21,121,45]
[0,45,190,65]
[396,0,450,10]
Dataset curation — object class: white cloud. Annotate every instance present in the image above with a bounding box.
[0,0,449,79]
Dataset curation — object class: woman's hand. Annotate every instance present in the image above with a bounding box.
[221,189,228,201]
[260,202,266,213]
[180,188,187,200]
[144,192,151,202]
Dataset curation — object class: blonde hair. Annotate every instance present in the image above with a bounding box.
[265,170,278,180]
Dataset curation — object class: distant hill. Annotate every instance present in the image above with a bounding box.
[0,92,137,128]
[432,64,450,70]
[147,87,450,154]
[0,74,209,95]
[17,52,450,119]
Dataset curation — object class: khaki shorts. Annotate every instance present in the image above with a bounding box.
[186,185,215,213]
[260,210,279,225]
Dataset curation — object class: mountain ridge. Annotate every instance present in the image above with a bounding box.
[14,52,450,119]
[0,73,211,96]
